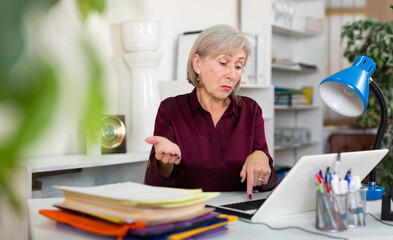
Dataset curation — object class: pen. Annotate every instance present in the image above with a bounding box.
[345,169,352,188]
[325,167,330,193]
[334,151,341,175]
[316,173,338,229]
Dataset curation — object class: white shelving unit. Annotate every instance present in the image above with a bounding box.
[274,141,319,151]
[272,63,318,73]
[239,85,275,154]
[241,0,325,167]
[271,0,325,167]
[272,23,321,38]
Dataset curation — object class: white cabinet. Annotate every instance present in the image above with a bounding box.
[22,152,150,198]
[241,0,325,166]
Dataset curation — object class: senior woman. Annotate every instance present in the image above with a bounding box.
[144,24,277,199]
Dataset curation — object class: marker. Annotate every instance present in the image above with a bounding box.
[324,167,330,193]
[349,175,361,190]
[319,170,324,181]
[330,175,340,194]
[339,180,348,194]
[325,167,330,183]
[315,173,324,192]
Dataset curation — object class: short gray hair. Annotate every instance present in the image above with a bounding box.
[186,24,251,105]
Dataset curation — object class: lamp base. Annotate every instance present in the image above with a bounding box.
[364,183,385,200]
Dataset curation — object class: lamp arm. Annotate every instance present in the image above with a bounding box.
[369,80,390,184]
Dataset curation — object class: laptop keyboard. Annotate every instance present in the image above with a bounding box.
[221,199,266,211]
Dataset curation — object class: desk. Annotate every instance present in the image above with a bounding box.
[29,198,393,240]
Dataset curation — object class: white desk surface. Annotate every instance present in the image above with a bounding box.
[29,198,393,240]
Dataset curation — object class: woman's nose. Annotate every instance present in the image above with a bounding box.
[226,66,236,80]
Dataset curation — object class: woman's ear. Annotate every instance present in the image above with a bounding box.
[192,54,200,74]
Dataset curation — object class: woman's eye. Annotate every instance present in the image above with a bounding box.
[236,65,243,70]
[220,62,227,65]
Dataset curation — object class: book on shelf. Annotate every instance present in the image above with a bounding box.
[275,87,313,106]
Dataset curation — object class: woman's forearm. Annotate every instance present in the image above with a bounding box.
[157,161,174,178]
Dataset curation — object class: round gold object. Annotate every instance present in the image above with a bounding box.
[100,116,126,149]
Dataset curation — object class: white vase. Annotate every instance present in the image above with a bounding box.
[121,20,160,52]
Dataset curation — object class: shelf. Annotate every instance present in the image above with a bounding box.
[272,23,322,37]
[22,152,150,173]
[240,84,272,89]
[275,105,320,110]
[274,141,319,151]
[272,63,318,73]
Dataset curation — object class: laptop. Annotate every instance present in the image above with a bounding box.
[206,149,388,222]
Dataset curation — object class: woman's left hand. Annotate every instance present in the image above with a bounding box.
[240,150,271,199]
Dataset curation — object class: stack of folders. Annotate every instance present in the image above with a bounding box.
[39,182,237,240]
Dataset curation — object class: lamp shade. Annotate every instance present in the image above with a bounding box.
[319,55,376,117]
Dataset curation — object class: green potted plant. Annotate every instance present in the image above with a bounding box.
[341,7,393,191]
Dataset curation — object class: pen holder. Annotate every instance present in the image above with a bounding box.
[316,191,348,232]
[347,187,368,227]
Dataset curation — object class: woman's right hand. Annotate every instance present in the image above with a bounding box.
[145,136,181,165]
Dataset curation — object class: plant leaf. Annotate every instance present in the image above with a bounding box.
[384,35,391,45]
[77,0,106,21]
[387,57,393,66]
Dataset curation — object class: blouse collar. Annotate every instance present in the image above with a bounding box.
[189,88,239,117]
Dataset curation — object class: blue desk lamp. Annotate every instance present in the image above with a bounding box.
[319,55,389,200]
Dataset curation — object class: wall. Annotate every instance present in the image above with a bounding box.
[107,0,239,81]
[24,0,239,158]
[366,0,393,22]
[324,0,366,124]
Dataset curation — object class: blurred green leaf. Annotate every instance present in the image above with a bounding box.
[77,0,106,21]
[80,38,105,143]
[0,0,106,216]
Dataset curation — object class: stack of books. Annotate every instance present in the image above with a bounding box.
[275,87,311,106]
[39,182,237,239]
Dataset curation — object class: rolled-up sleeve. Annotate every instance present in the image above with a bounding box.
[145,102,183,187]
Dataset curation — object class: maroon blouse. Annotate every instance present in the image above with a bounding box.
[145,88,277,192]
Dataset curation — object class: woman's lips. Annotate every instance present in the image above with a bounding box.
[221,85,232,90]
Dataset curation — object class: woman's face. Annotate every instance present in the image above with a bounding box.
[193,49,246,101]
